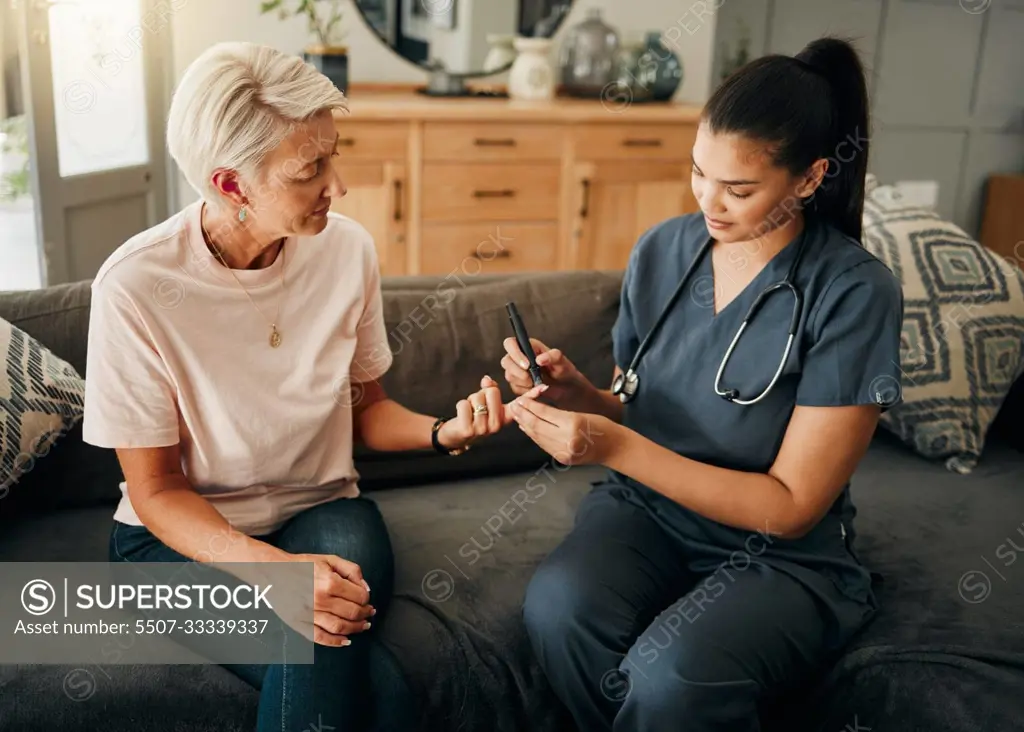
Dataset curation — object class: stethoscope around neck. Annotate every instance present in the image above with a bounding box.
[611,232,811,406]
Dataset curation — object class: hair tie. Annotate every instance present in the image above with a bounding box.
[793,56,821,76]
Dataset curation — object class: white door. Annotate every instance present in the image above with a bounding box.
[16,0,172,286]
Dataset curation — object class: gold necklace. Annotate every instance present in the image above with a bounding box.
[201,206,286,348]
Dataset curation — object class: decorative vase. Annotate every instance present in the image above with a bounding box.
[304,45,348,93]
[483,34,517,74]
[508,37,555,101]
[635,31,683,101]
[558,7,620,98]
[610,41,654,106]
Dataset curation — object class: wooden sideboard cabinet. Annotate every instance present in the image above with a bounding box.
[329,90,703,276]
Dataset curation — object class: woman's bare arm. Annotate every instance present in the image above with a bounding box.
[116,444,288,567]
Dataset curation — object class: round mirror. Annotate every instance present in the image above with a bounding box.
[354,0,575,79]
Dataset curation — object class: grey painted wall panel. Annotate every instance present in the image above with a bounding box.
[710,0,1024,237]
[767,0,883,61]
[873,2,984,128]
[974,6,1024,127]
[871,129,968,220]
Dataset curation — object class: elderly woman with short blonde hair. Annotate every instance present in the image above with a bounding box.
[82,41,541,731]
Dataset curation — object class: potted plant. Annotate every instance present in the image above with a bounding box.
[719,18,752,82]
[0,115,30,203]
[260,0,349,92]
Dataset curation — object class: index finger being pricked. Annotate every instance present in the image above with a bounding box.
[510,396,560,429]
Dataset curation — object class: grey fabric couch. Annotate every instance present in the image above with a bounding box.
[2,270,1023,732]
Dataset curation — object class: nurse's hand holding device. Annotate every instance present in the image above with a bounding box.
[501,313,591,413]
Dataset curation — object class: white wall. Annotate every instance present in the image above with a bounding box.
[169,0,719,207]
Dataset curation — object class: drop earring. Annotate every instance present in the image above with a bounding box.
[238,206,247,223]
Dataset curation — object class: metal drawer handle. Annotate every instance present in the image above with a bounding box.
[473,189,517,198]
[622,138,663,147]
[338,138,356,146]
[474,138,517,147]
[470,250,512,259]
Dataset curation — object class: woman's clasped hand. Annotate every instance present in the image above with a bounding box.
[273,552,376,647]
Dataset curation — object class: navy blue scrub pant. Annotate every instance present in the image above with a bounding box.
[523,483,871,732]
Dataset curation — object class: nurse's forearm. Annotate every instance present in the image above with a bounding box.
[605,428,804,539]
[572,387,624,424]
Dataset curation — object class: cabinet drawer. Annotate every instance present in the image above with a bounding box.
[572,124,696,161]
[333,122,409,161]
[423,122,563,162]
[420,222,558,274]
[422,163,560,222]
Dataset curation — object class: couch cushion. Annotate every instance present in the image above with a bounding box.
[1,316,86,503]
[0,281,92,377]
[862,194,1024,473]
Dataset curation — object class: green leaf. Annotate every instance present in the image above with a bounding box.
[259,0,283,14]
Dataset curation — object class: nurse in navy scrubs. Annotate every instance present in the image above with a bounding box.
[503,36,904,732]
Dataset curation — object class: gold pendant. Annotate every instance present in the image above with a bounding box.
[269,326,282,348]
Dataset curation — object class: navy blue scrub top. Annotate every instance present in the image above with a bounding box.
[608,211,905,609]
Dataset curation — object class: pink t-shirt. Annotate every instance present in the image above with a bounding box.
[82,200,393,536]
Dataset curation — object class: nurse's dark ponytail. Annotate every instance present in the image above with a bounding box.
[703,36,870,242]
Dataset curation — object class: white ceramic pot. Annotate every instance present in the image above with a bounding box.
[484,34,517,74]
[508,37,555,101]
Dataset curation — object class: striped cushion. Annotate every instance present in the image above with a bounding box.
[0,318,85,494]
[861,186,1024,473]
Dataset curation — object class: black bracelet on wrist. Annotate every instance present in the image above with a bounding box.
[431,416,469,456]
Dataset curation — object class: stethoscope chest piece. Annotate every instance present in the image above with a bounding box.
[612,368,639,404]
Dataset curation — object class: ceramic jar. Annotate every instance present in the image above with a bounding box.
[610,41,654,105]
[558,8,620,98]
[508,37,555,101]
[635,31,683,101]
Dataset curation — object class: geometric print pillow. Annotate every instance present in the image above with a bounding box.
[862,194,1024,473]
[0,317,85,496]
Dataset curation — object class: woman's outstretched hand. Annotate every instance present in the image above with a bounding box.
[509,396,620,467]
[435,375,547,451]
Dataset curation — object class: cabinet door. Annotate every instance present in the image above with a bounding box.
[569,161,698,271]
[330,162,408,276]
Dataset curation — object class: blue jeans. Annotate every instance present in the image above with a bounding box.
[110,496,416,732]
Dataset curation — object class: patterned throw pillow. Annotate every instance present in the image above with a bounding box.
[861,186,1024,473]
[0,317,85,495]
